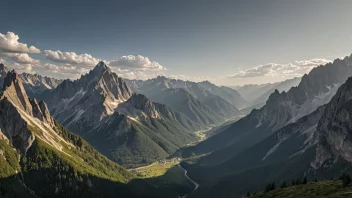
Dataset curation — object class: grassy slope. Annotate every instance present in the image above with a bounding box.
[0,120,172,198]
[250,181,352,198]
[0,139,37,198]
[87,114,199,168]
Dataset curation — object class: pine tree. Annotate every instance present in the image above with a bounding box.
[343,174,351,187]
[270,182,276,191]
[303,176,307,184]
[246,192,250,197]
[296,178,301,185]
[292,180,296,185]
[314,178,318,182]
[264,183,271,192]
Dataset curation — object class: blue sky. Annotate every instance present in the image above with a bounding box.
[1,0,352,85]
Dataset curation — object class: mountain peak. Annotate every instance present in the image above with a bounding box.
[0,63,6,71]
[91,61,112,76]
[2,70,20,91]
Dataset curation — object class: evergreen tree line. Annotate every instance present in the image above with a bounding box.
[246,173,352,197]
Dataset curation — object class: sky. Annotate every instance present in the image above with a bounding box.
[1,0,352,86]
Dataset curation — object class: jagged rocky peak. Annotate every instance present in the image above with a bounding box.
[1,70,33,113]
[20,72,63,89]
[1,70,54,126]
[314,76,352,167]
[265,89,284,106]
[0,70,55,154]
[124,93,161,118]
[127,93,154,109]
[91,61,112,75]
[0,63,7,72]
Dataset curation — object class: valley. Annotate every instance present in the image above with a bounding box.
[3,3,352,197]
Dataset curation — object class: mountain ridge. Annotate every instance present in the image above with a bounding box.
[0,69,171,198]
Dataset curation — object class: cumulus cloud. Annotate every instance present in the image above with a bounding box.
[112,67,166,80]
[8,63,33,73]
[0,32,40,53]
[105,55,166,79]
[0,52,40,64]
[228,58,331,78]
[44,50,101,66]
[108,55,165,71]
[31,63,87,79]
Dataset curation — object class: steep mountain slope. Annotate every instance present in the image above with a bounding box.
[40,62,200,167]
[40,61,133,134]
[0,63,9,92]
[84,93,199,167]
[183,56,352,163]
[197,80,248,109]
[183,57,352,198]
[0,70,166,198]
[313,76,352,168]
[233,77,301,109]
[125,76,241,125]
[184,106,325,198]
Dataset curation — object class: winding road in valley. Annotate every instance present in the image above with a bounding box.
[178,164,200,198]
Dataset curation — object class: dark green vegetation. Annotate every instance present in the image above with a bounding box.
[85,107,199,168]
[0,139,37,198]
[0,121,175,198]
[142,165,195,197]
[249,180,352,198]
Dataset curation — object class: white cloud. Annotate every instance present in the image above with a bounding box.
[106,55,166,80]
[0,52,40,64]
[32,63,85,79]
[0,32,40,53]
[44,50,100,66]
[228,58,331,78]
[108,55,165,71]
[112,67,166,80]
[8,63,33,73]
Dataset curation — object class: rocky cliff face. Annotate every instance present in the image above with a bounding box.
[42,61,133,134]
[0,63,9,91]
[314,76,352,167]
[248,55,352,131]
[0,70,57,154]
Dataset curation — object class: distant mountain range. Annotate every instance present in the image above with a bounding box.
[181,55,352,198]
[232,77,301,110]
[125,76,244,126]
